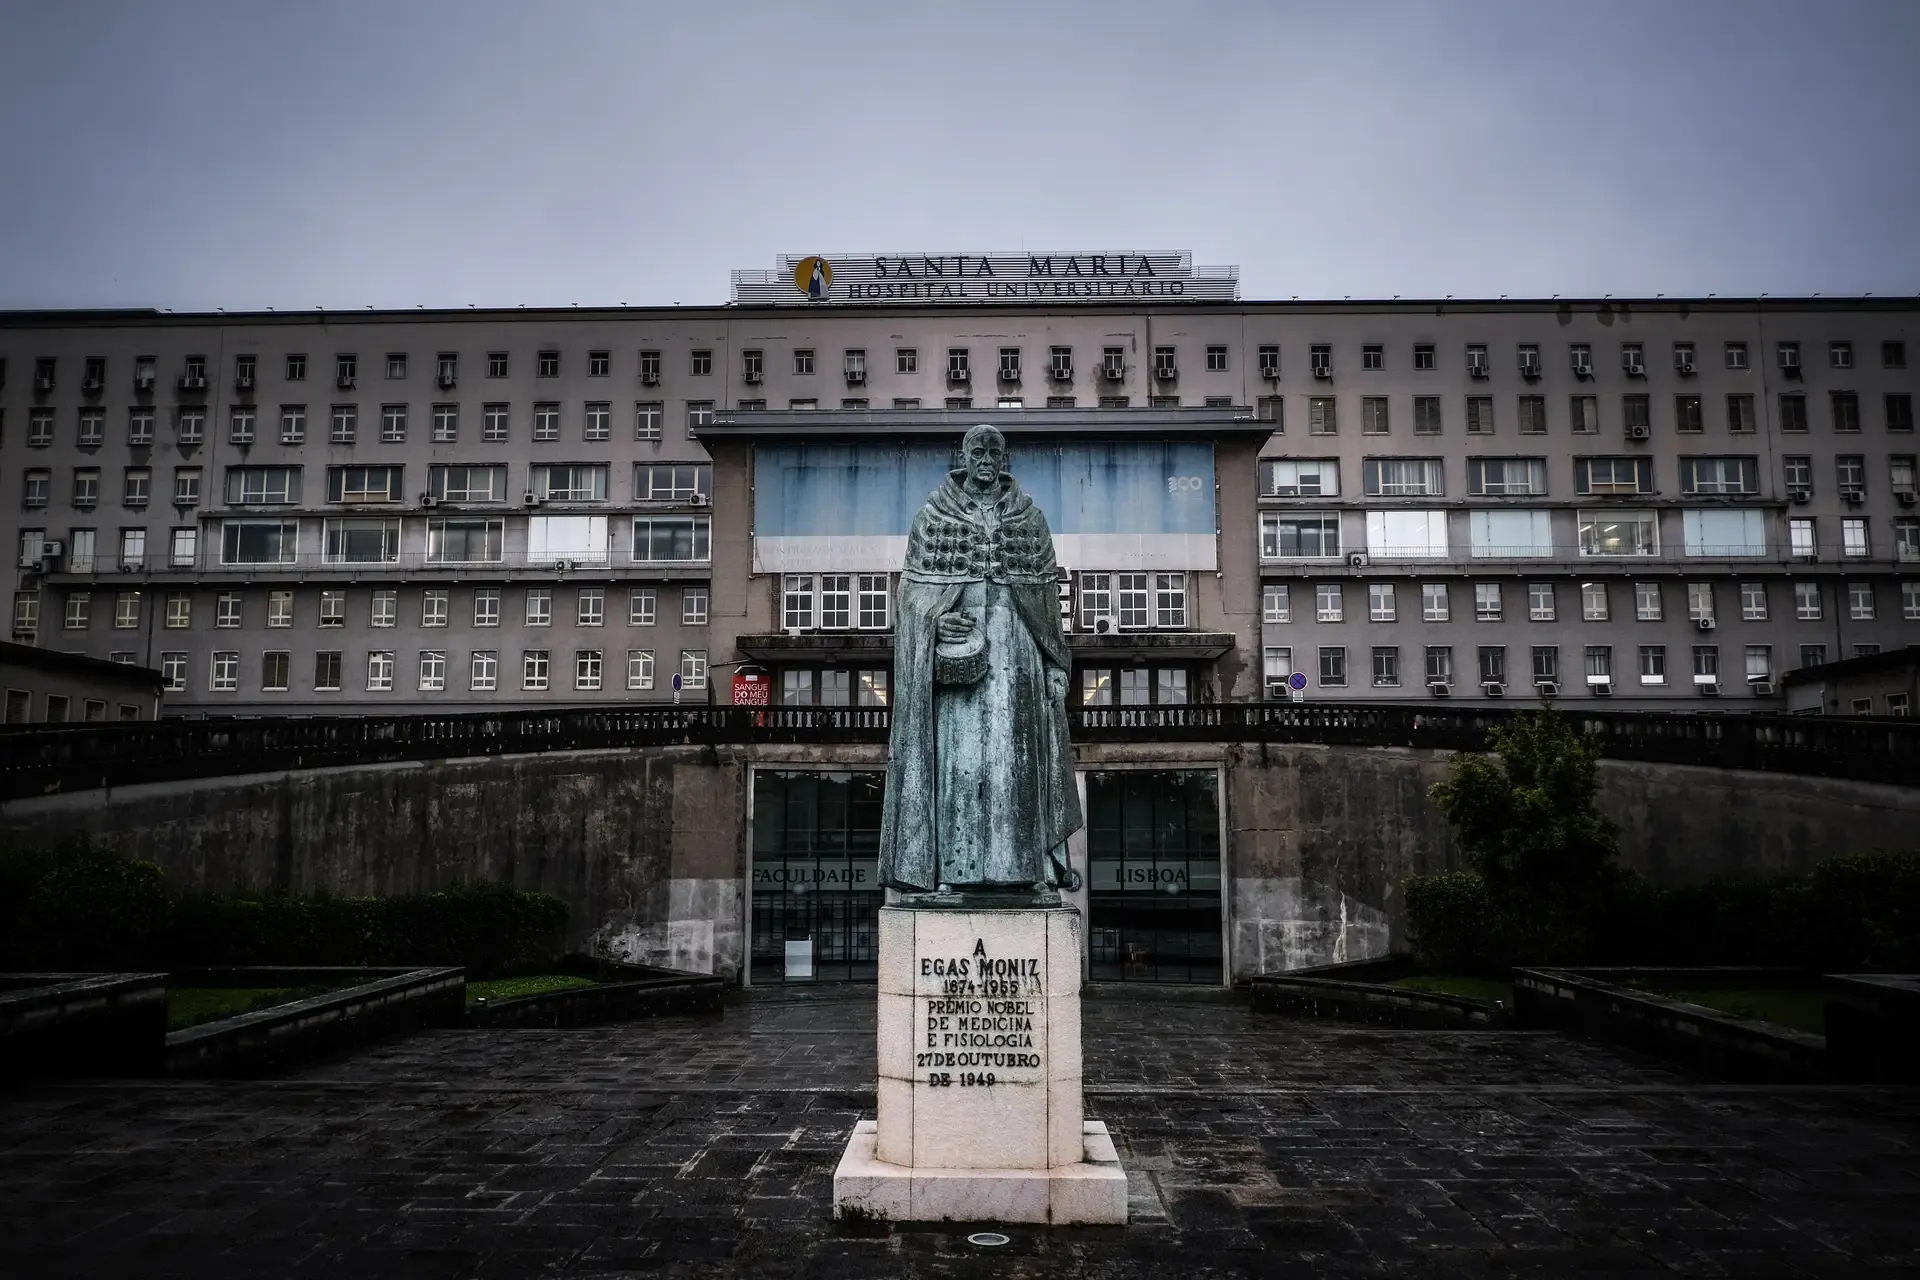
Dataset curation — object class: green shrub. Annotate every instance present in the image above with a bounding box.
[1403,872,1504,974]
[5,841,171,971]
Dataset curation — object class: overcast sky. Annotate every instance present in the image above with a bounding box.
[1,0,1916,311]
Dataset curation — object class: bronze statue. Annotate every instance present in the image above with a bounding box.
[877,425,1082,895]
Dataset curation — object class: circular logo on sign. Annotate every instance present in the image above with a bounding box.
[793,256,833,300]
[1288,672,1308,690]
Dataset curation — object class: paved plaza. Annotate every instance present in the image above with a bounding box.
[2,985,1917,1278]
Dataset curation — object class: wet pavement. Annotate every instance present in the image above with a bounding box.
[2,984,1916,1277]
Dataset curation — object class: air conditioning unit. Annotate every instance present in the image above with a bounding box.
[1347,552,1370,568]
[845,369,866,384]
[1518,362,1539,379]
[1790,489,1812,504]
[1102,364,1125,381]
[135,372,155,390]
[950,368,971,383]
[81,376,103,392]
[235,374,254,391]
[179,376,207,390]
[1468,363,1488,379]
[1842,489,1864,505]
[1479,681,1504,697]
[1535,681,1560,697]
[1676,361,1696,375]
[420,495,439,508]
[1572,358,1593,378]
[1312,365,1333,380]
[690,493,711,507]
[524,491,541,505]
[1266,679,1289,699]
[1625,359,1646,377]
[1749,680,1776,696]
[641,371,661,386]
[1695,616,1716,632]
[1051,366,1074,382]
[1897,490,1917,505]
[335,376,356,389]
[1154,366,1177,381]
[1260,364,1280,380]
[1628,424,1651,440]
[119,562,142,573]
[1090,615,1115,635]
[41,540,63,559]
[744,370,762,384]
[553,559,573,572]
[1428,682,1451,697]
[1587,677,1613,695]
[437,373,456,389]
[1697,680,1721,696]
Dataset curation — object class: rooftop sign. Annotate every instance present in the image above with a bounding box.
[730,252,1239,306]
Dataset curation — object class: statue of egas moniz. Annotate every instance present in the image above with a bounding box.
[877,425,1083,903]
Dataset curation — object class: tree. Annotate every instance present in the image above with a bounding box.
[1427,709,1622,963]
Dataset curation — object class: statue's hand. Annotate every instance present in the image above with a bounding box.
[1046,667,1069,704]
[936,612,975,643]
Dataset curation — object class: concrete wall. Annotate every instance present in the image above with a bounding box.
[2,741,1913,985]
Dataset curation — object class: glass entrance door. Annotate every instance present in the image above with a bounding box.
[750,769,884,982]
[1086,769,1223,984]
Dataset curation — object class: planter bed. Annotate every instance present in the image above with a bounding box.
[1,973,168,1078]
[465,956,724,1028]
[165,966,464,1078]
[1248,955,1512,1029]
[1512,966,1830,1083]
[1822,974,1920,1083]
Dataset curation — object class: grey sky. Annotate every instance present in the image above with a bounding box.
[2,0,1916,311]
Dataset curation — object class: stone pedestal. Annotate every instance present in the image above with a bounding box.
[832,904,1127,1224]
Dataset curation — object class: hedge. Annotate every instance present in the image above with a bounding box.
[1405,851,1920,975]
[0,842,567,978]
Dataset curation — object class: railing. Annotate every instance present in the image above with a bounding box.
[2,703,1915,800]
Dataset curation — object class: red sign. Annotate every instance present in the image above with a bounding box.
[733,673,770,706]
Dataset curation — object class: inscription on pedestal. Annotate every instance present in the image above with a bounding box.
[914,936,1044,1086]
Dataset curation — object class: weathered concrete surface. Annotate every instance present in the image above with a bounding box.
[4,740,1914,984]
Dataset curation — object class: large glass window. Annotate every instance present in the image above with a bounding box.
[428,465,508,503]
[631,517,711,562]
[1260,459,1339,497]
[323,518,401,563]
[1362,458,1443,496]
[1469,510,1553,558]
[1682,509,1766,557]
[1467,457,1547,496]
[1679,457,1759,496]
[1578,510,1658,556]
[1365,510,1448,559]
[533,464,609,502]
[220,520,298,565]
[1260,513,1339,558]
[1574,457,1654,495]
[326,465,402,503]
[528,515,608,563]
[224,467,301,505]
[425,519,504,563]
[634,464,712,501]
[1085,771,1223,984]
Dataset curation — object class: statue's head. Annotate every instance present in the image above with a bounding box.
[960,424,1007,488]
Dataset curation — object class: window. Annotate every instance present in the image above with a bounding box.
[1581,581,1609,621]
[1318,647,1347,687]
[1412,343,1435,371]
[783,575,816,629]
[1364,581,1397,623]
[210,651,240,692]
[426,464,506,504]
[322,404,356,446]
[841,348,868,383]
[1315,583,1343,622]
[78,407,104,447]
[1470,510,1553,558]
[1260,513,1339,558]
[789,398,819,411]
[226,466,302,506]
[1898,519,1920,561]
[1365,510,1448,559]
[1508,395,1544,436]
[626,650,654,691]
[259,651,291,693]
[1904,581,1920,619]
[1683,509,1766,559]
[631,401,663,441]
[1585,646,1613,687]
[1633,581,1662,621]
[1891,456,1917,497]
[1527,582,1555,621]
[173,406,206,447]
[791,348,815,377]
[1478,646,1506,686]
[1842,518,1869,557]
[682,587,708,626]
[528,514,607,563]
[322,518,400,563]
[1473,582,1501,621]
[28,409,54,448]
[1717,341,1747,371]
[1799,643,1828,669]
[1425,646,1453,685]
[525,588,552,626]
[164,591,191,628]
[1640,645,1667,686]
[23,470,50,507]
[1779,394,1808,433]
[1363,458,1443,496]
[425,518,504,563]
[947,348,970,380]
[1360,396,1389,434]
[1154,573,1187,627]
[1834,454,1867,496]
[1825,340,1854,370]
[73,468,100,507]
[63,592,90,630]
[1411,396,1442,436]
[414,588,447,628]
[1263,584,1290,623]
[1622,395,1650,437]
[1116,574,1151,629]
[1578,510,1658,556]
[1371,647,1399,687]
[117,528,145,571]
[1675,394,1703,434]
[326,465,403,504]
[122,469,150,507]
[1200,344,1227,373]
[575,586,604,627]
[634,463,711,501]
[456,649,494,692]
[1686,582,1716,622]
[629,588,656,626]
[320,590,345,627]
[1790,517,1816,557]
[1092,396,1121,409]
[216,591,242,628]
[128,406,155,446]
[1531,647,1559,686]
[1468,457,1546,496]
[1422,582,1449,622]
[370,589,397,627]
[11,591,39,637]
[1725,394,1756,434]
[1261,459,1339,497]
[266,588,293,628]
[522,650,550,691]
[816,575,850,629]
[857,575,889,629]
[1692,645,1720,687]
[1464,344,1489,377]
[1848,581,1875,620]
[273,405,305,445]
[1570,343,1593,376]
[1831,392,1862,434]
[1570,395,1598,436]
[533,463,609,502]
[1465,396,1494,435]
[631,517,710,562]
[1743,645,1772,685]
[1574,457,1653,495]
[1784,455,1814,495]
[533,403,560,441]
[158,654,186,693]
[422,403,455,443]
[687,401,716,430]
[569,650,601,691]
[680,650,707,690]
[1308,397,1336,435]
[1261,648,1293,697]
[999,347,1021,381]
[220,520,299,565]
[890,346,918,376]
[1794,581,1822,619]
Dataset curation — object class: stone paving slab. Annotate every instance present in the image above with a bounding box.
[1,985,1916,1278]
